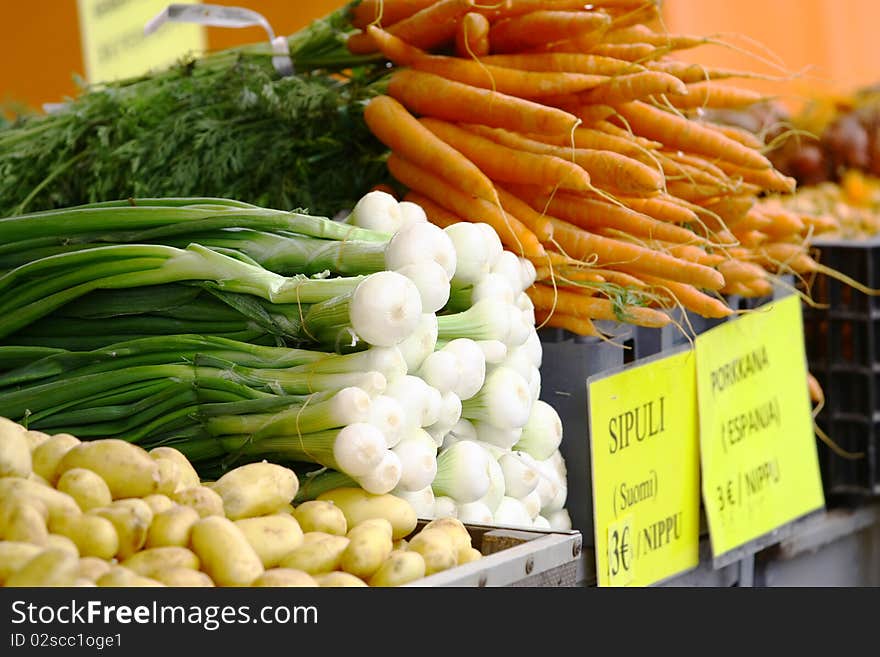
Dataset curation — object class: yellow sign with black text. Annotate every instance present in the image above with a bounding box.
[695,295,824,561]
[78,0,205,84]
[590,349,700,587]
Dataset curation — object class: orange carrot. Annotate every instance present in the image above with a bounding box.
[420,117,593,193]
[528,283,671,327]
[544,269,607,285]
[403,192,462,229]
[481,0,651,21]
[582,268,647,288]
[580,71,688,105]
[701,122,766,150]
[743,277,774,296]
[479,52,643,76]
[714,160,797,194]
[570,105,619,125]
[615,101,772,170]
[722,281,753,296]
[589,43,659,61]
[659,242,726,267]
[455,12,490,57]
[387,69,580,135]
[593,119,663,149]
[350,0,435,29]
[752,209,806,238]
[807,372,824,405]
[647,60,769,85]
[527,127,657,157]
[800,213,839,235]
[488,11,612,53]
[387,152,547,258]
[620,196,701,225]
[495,185,555,242]
[665,180,749,202]
[716,258,768,284]
[663,82,765,110]
[735,230,770,248]
[639,274,733,318]
[533,308,601,336]
[363,95,498,203]
[602,25,710,50]
[350,0,477,54]
[548,217,726,290]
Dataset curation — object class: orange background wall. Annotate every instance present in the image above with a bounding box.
[2,1,880,112]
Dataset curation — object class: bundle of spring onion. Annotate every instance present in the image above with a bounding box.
[0,192,568,531]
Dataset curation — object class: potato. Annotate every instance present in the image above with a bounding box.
[73,578,97,587]
[368,550,426,587]
[28,472,50,486]
[122,546,200,577]
[96,566,165,587]
[313,571,368,587]
[0,478,80,524]
[58,439,161,499]
[189,516,264,587]
[0,418,31,478]
[152,567,215,587]
[235,514,304,569]
[56,467,112,512]
[213,462,298,520]
[24,430,51,451]
[49,512,119,560]
[3,501,49,545]
[422,517,472,559]
[293,500,347,536]
[45,534,80,556]
[317,488,416,540]
[393,538,408,551]
[146,505,200,548]
[340,518,393,579]
[251,568,318,587]
[31,433,80,483]
[173,486,225,518]
[457,547,483,565]
[112,498,154,526]
[153,458,181,496]
[77,557,112,582]
[5,548,78,587]
[279,503,296,515]
[142,494,175,515]
[278,534,349,575]
[0,542,43,584]
[149,446,199,491]
[407,528,457,575]
[89,505,149,559]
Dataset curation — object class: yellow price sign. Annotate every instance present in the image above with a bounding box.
[695,295,825,562]
[77,0,206,84]
[590,349,700,587]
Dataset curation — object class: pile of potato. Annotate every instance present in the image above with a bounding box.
[0,418,481,587]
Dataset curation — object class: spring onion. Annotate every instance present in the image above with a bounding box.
[392,485,435,518]
[368,395,406,448]
[395,313,438,372]
[431,440,491,504]
[439,338,486,401]
[461,366,532,430]
[354,449,402,495]
[499,451,540,499]
[493,497,533,528]
[432,496,458,519]
[456,501,493,525]
[391,429,438,492]
[444,223,493,284]
[514,400,563,461]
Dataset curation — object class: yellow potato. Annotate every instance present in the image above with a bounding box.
[457,547,483,565]
[422,517,473,559]
[56,467,112,512]
[0,418,31,478]
[122,546,200,577]
[31,433,80,483]
[278,503,296,515]
[27,472,50,486]
[5,548,78,587]
[152,567,215,587]
[73,578,97,587]
[406,528,457,575]
[313,571,368,587]
[251,568,318,587]
[278,534,349,575]
[3,501,49,545]
[142,494,175,515]
[235,514,304,569]
[111,498,154,526]
[149,446,199,491]
[0,542,43,584]
[0,478,80,524]
[189,516,264,587]
[368,550,427,587]
[96,566,165,587]
[172,486,225,518]
[393,538,408,551]
[213,462,299,520]
[45,534,80,557]
[153,458,182,496]
[146,505,200,548]
[24,430,51,452]
[340,518,393,579]
[49,512,118,560]
[77,557,112,582]
[293,500,347,536]
[317,488,417,540]
[58,439,161,499]
[89,505,149,559]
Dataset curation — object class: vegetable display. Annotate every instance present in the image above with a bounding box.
[0,423,484,587]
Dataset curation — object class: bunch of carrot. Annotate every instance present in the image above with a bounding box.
[345,0,837,337]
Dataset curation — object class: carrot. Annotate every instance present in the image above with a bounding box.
[639,275,733,318]
[455,12,490,57]
[663,82,765,110]
[539,192,706,245]
[387,69,580,135]
[663,151,729,181]
[665,180,751,202]
[488,11,613,53]
[660,157,730,189]
[593,119,663,149]
[589,43,660,61]
[723,281,754,296]
[570,105,619,125]
[363,95,498,203]
[620,196,701,225]
[582,268,648,288]
[659,242,726,267]
[751,209,806,238]
[647,60,773,85]
[698,196,755,229]
[528,283,672,327]
[580,71,688,105]
[495,185,555,241]
[403,192,462,229]
[478,52,643,76]
[800,212,839,235]
[735,230,770,248]
[615,101,772,170]
[527,127,657,157]
[603,26,710,50]
[350,0,435,30]
[714,160,797,194]
[548,217,726,289]
[387,152,547,258]
[716,258,768,284]
[544,269,607,285]
[807,372,824,406]
[743,277,774,297]
[420,117,593,193]
[533,309,601,337]
[481,0,653,21]
[358,0,478,54]
[702,122,766,150]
